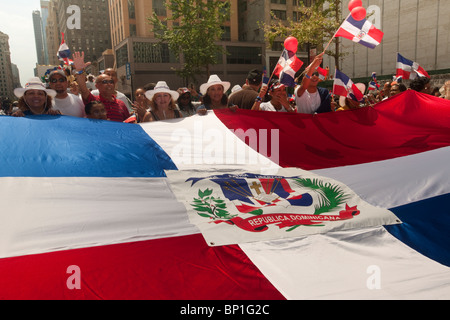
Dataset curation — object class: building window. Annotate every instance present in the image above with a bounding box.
[153,0,167,16]
[130,24,137,37]
[116,44,128,68]
[133,42,174,63]
[271,41,284,51]
[128,0,135,19]
[293,0,313,6]
[272,10,287,20]
[221,26,231,41]
[226,46,262,65]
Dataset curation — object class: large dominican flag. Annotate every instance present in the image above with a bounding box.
[0,90,449,301]
[335,14,384,49]
[396,53,430,80]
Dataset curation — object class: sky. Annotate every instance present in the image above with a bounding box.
[0,0,42,87]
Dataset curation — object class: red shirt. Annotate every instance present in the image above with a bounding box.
[85,93,130,122]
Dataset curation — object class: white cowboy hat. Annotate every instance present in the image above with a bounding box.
[200,74,231,95]
[14,77,56,98]
[231,84,242,93]
[145,81,179,101]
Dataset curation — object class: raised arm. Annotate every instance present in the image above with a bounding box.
[296,52,324,98]
[251,85,268,111]
[72,51,92,101]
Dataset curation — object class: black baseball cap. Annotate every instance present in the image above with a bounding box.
[247,69,263,85]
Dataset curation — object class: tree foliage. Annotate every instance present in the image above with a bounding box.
[148,0,231,84]
[261,0,347,69]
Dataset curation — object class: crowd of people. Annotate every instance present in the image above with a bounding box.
[3,51,450,123]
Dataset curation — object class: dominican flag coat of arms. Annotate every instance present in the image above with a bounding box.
[167,168,400,246]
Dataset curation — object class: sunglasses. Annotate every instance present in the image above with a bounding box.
[99,80,115,84]
[50,78,67,83]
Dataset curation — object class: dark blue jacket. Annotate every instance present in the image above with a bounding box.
[316,87,332,113]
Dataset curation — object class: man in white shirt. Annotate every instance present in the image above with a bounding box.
[48,70,86,118]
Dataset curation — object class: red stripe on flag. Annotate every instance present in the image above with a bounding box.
[368,26,384,43]
[215,91,450,170]
[335,28,358,42]
[0,234,285,300]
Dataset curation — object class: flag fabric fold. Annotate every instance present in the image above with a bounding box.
[396,53,430,80]
[273,49,304,87]
[335,14,384,49]
[57,33,73,66]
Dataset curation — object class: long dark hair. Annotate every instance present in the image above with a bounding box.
[177,93,196,112]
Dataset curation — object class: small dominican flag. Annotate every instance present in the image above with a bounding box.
[316,67,329,81]
[396,53,430,80]
[335,15,384,49]
[273,49,304,87]
[57,33,73,66]
[368,72,381,91]
[333,69,364,102]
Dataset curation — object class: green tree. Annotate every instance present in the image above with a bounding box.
[148,0,231,84]
[262,0,346,70]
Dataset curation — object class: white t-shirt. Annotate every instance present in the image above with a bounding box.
[260,101,288,112]
[295,88,321,114]
[53,93,86,118]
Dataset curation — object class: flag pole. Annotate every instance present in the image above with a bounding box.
[267,48,287,85]
[322,13,351,55]
[297,13,351,78]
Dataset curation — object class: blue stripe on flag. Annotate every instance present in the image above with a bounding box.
[386,193,450,267]
[397,53,413,67]
[0,116,177,177]
[347,15,366,30]
[358,40,377,49]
